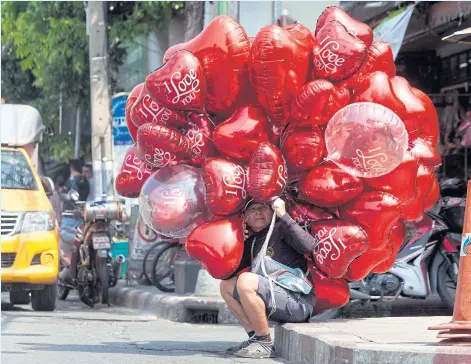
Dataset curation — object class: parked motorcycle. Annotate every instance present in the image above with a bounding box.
[58,191,126,307]
[313,180,466,320]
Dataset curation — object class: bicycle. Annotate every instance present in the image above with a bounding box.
[151,241,183,292]
[142,240,169,285]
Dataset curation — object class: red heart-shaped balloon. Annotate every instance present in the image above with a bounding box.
[250,25,310,127]
[164,16,250,114]
[391,76,426,138]
[313,20,367,82]
[290,80,350,124]
[141,164,209,238]
[247,142,287,202]
[409,138,442,171]
[411,88,439,147]
[316,6,373,47]
[186,216,245,279]
[202,158,248,216]
[115,145,157,198]
[180,113,216,165]
[352,71,406,120]
[136,123,194,168]
[281,123,325,175]
[284,23,314,84]
[308,261,350,315]
[299,161,363,207]
[286,197,335,229]
[344,245,393,281]
[401,165,435,221]
[130,86,186,129]
[146,50,207,113]
[373,219,407,273]
[311,219,369,279]
[339,191,401,249]
[424,175,440,212]
[213,106,271,163]
[340,40,395,90]
[364,152,419,205]
[126,83,144,142]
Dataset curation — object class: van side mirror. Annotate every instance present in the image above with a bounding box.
[40,176,55,197]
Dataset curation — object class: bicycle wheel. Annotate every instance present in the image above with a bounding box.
[151,243,181,293]
[142,241,168,285]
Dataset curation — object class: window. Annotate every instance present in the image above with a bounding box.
[1,149,38,190]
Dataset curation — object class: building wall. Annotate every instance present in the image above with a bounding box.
[239,1,274,37]
[280,1,339,31]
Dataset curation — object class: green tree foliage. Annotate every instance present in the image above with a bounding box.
[1,1,184,162]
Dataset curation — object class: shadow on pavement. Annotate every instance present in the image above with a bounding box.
[1,303,29,312]
[2,333,48,337]
[16,341,286,362]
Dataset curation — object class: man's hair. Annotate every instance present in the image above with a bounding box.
[55,175,65,187]
[70,159,84,173]
[83,163,92,171]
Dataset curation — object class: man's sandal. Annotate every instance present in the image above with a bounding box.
[233,341,277,358]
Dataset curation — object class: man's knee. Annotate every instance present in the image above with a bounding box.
[236,272,259,297]
[220,277,237,297]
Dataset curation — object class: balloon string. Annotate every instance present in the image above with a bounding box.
[204,113,217,128]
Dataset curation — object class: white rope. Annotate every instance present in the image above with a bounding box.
[252,212,278,318]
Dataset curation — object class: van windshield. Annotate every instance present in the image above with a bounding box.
[1,149,38,190]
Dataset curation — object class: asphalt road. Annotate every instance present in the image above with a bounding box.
[1,293,284,364]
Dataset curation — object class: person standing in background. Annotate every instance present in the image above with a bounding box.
[50,175,65,226]
[82,164,96,201]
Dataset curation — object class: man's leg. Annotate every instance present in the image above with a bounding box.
[220,277,254,333]
[235,272,270,336]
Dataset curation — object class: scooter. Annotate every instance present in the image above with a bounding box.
[313,180,466,320]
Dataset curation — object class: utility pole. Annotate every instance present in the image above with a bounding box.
[86,1,114,199]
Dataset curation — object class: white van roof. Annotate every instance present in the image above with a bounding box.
[0,104,45,146]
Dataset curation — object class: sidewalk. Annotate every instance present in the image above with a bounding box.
[110,283,471,364]
[109,281,238,324]
[276,317,471,364]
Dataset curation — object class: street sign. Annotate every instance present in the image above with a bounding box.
[111,93,132,146]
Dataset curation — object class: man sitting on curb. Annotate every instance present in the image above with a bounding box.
[220,199,316,359]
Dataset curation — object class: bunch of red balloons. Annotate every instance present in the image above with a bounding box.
[116,7,441,313]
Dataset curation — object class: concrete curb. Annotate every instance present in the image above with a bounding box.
[275,323,471,364]
[110,285,238,324]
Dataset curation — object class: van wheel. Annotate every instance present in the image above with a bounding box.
[10,291,31,305]
[31,284,57,311]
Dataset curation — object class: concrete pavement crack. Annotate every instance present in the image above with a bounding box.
[316,322,377,344]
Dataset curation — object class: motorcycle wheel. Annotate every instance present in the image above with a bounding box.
[96,257,109,304]
[57,268,71,300]
[437,259,458,310]
[57,282,70,301]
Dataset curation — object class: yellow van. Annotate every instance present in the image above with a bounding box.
[1,104,59,311]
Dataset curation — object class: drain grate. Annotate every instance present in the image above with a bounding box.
[188,309,219,324]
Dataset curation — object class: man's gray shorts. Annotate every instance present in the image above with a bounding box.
[233,275,315,323]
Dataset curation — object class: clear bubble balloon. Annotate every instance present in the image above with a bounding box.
[325,102,408,178]
[139,164,209,238]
